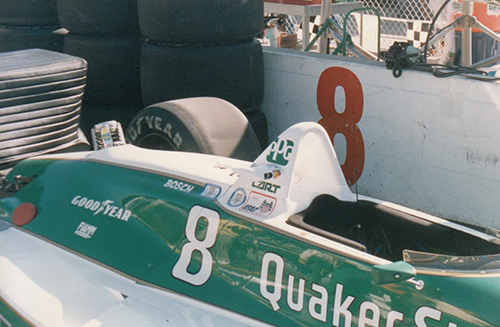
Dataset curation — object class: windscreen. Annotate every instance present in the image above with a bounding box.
[404,250,500,271]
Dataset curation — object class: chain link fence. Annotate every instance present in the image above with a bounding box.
[277,0,443,57]
[267,1,500,65]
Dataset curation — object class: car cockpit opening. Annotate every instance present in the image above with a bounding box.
[287,194,500,269]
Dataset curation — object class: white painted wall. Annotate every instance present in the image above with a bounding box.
[262,47,500,228]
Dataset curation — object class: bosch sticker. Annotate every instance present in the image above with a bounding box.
[163,179,195,193]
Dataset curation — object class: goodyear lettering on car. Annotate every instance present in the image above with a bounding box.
[260,252,459,327]
[267,137,294,166]
[163,179,195,193]
[71,195,131,221]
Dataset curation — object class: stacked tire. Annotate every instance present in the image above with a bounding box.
[0,49,87,169]
[56,0,143,142]
[136,0,268,149]
[0,0,63,53]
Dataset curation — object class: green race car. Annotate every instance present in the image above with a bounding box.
[1,102,500,326]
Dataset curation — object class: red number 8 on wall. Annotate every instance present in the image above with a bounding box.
[317,67,365,186]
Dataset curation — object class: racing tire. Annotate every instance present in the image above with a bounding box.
[140,39,264,113]
[0,0,59,27]
[63,33,143,107]
[0,26,63,53]
[125,97,262,161]
[56,0,140,36]
[137,0,263,45]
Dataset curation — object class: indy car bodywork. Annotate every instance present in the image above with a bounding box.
[1,121,500,326]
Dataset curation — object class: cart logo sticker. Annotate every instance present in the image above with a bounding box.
[267,138,294,166]
[260,252,459,326]
[163,179,195,193]
[200,183,221,199]
[252,181,281,194]
[75,222,97,239]
[239,192,276,217]
[71,195,131,221]
[228,188,247,207]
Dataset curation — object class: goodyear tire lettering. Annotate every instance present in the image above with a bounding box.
[127,115,183,148]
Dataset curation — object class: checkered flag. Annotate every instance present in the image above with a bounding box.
[299,15,322,40]
[407,21,431,48]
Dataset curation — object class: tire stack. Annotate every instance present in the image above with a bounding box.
[56,0,143,142]
[137,0,268,149]
[0,0,63,53]
[0,49,87,169]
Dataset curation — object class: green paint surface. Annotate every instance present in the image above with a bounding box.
[2,157,500,326]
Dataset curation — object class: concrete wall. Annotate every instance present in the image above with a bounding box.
[262,47,500,228]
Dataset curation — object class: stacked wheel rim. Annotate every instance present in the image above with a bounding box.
[0,49,87,168]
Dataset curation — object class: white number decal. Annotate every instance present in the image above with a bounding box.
[172,205,220,286]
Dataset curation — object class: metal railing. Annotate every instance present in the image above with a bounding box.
[305,7,381,60]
